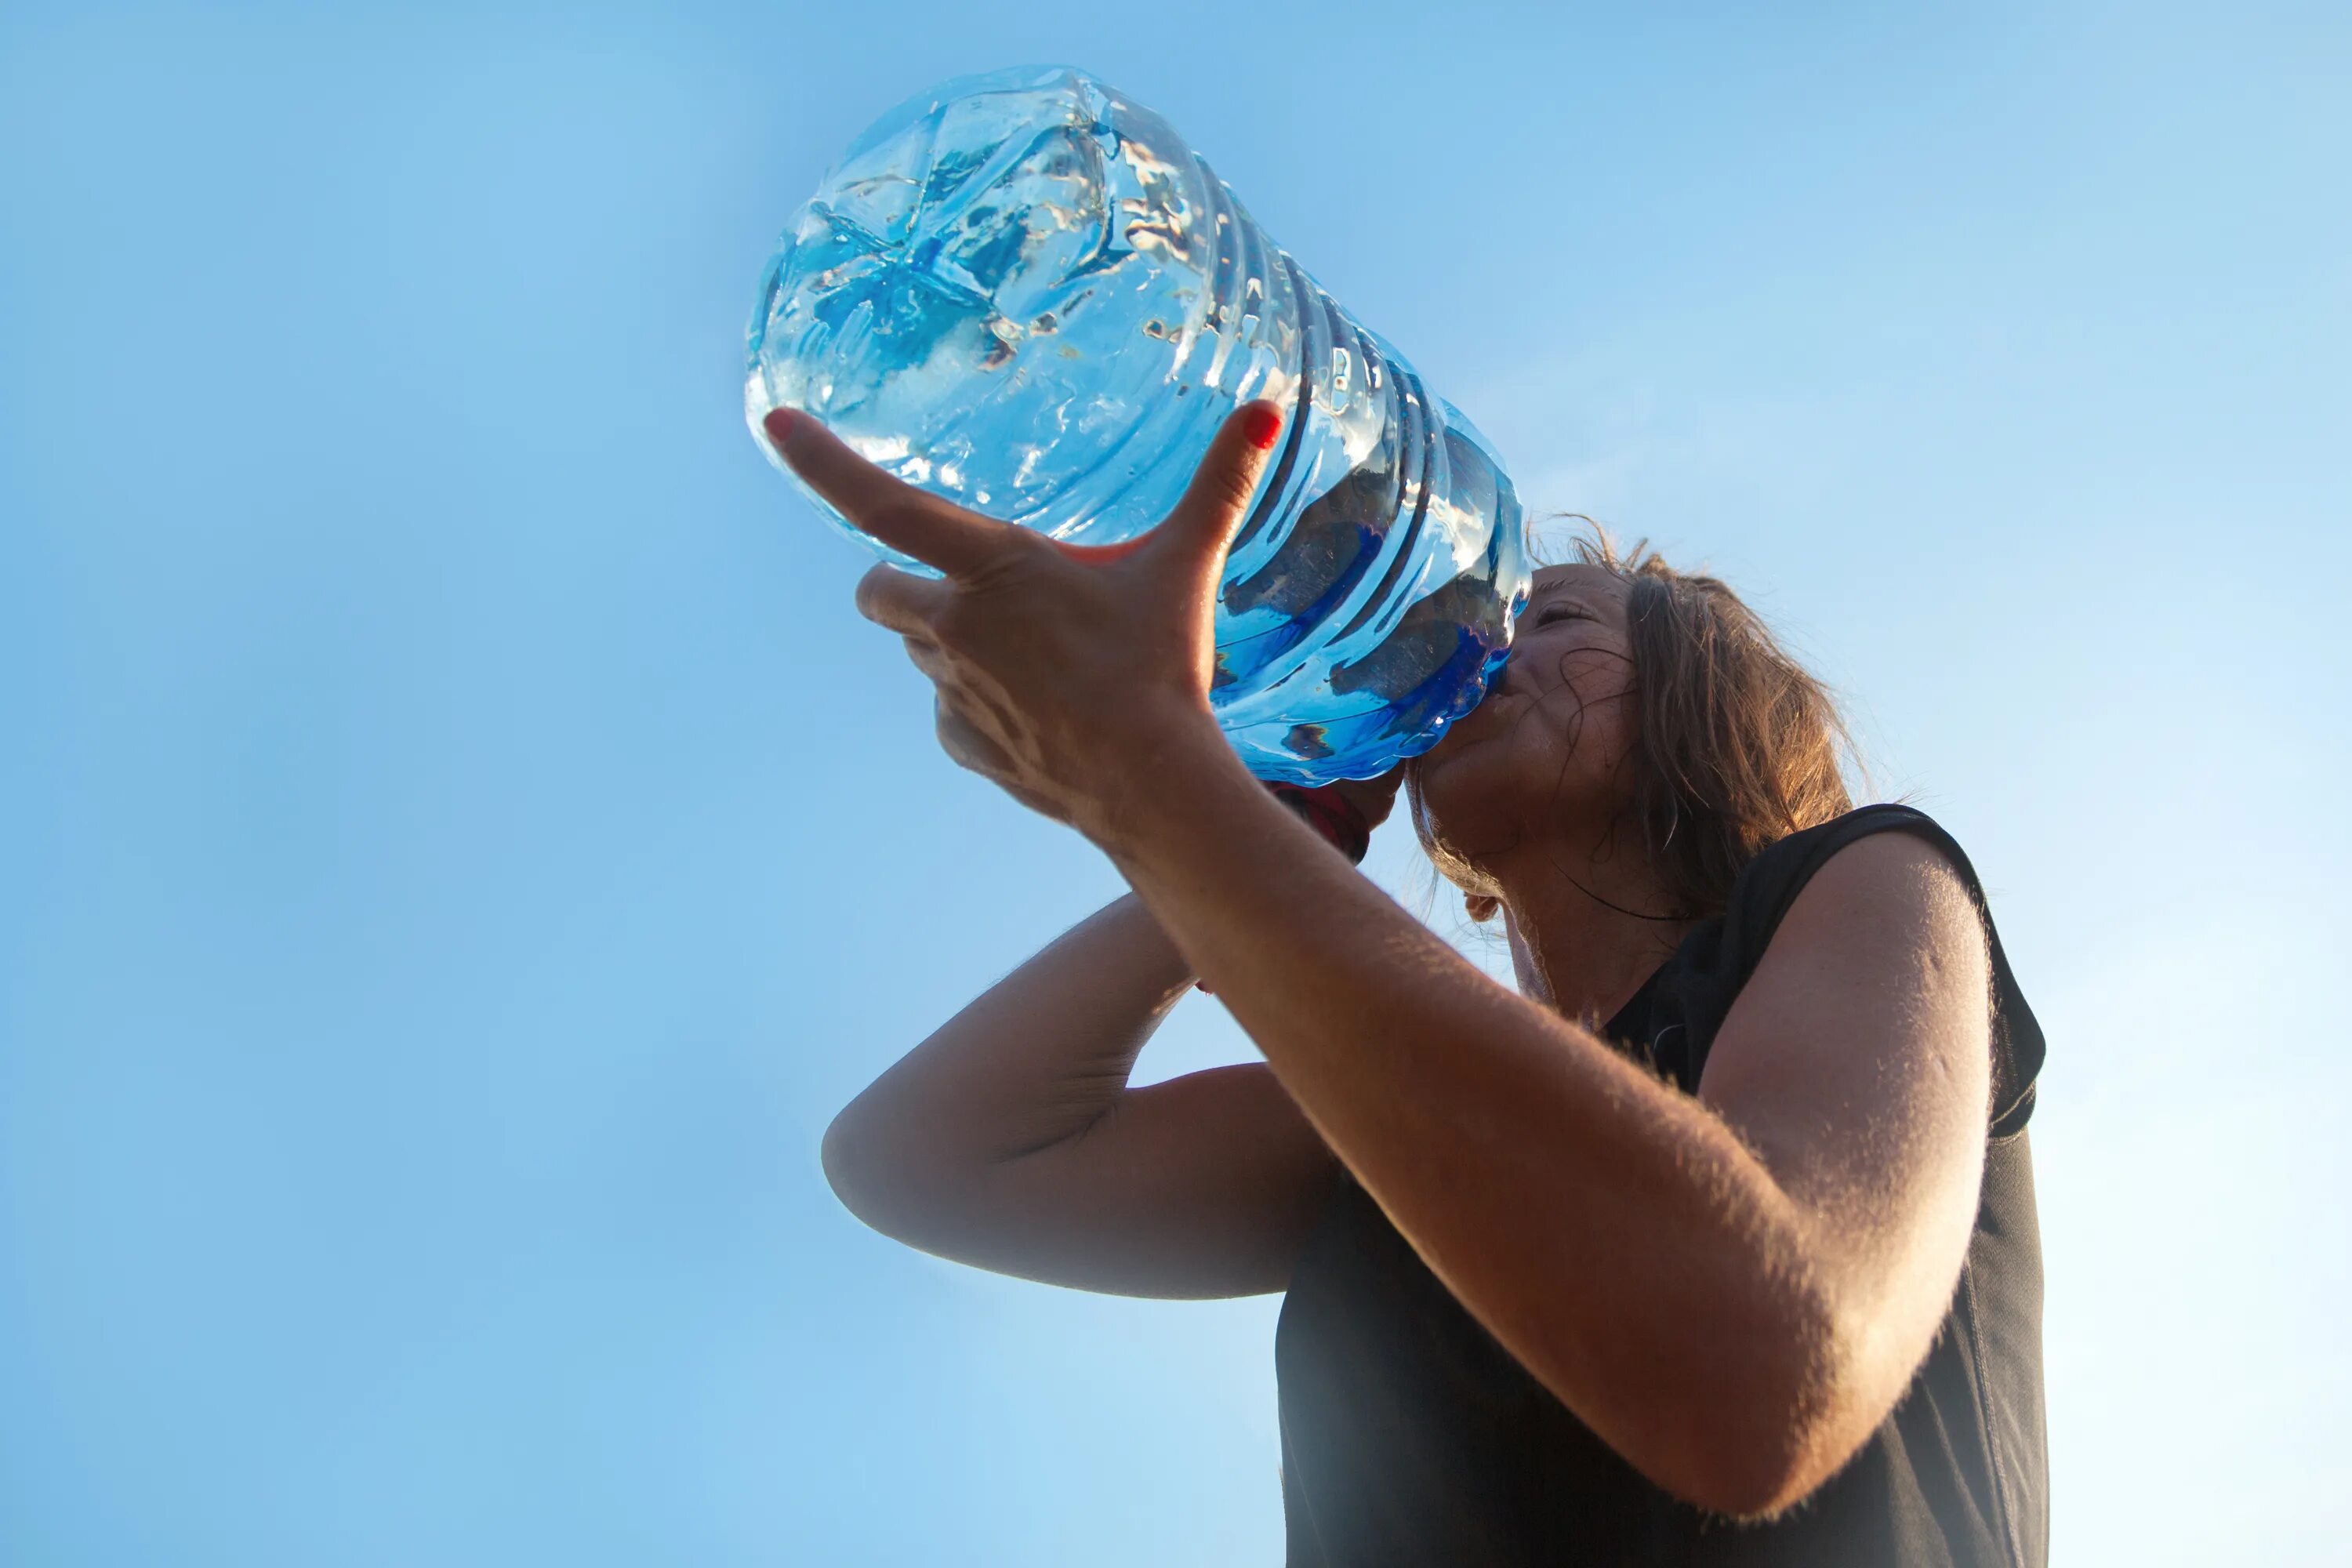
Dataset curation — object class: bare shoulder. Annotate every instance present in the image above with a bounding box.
[1773,827,1987,971]
[1704,825,1994,1099]
[1699,824,1994,1254]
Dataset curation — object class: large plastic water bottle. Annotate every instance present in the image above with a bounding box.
[746,64,1530,784]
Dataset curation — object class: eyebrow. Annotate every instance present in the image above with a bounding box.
[1530,578,1595,605]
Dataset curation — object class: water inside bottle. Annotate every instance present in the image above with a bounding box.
[746,65,1530,783]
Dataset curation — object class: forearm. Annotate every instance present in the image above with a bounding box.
[1099,733,1832,1507]
[822,892,1195,1203]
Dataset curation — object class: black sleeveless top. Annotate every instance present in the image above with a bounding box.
[1276,805,2049,1566]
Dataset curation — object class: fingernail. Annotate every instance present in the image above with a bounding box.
[762,408,797,448]
[1243,404,1283,451]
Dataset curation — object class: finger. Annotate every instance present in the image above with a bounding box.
[902,633,953,687]
[936,697,1056,815]
[900,641,989,730]
[1149,398,1288,569]
[935,694,1015,776]
[854,561,955,638]
[902,638,1007,731]
[765,408,1012,578]
[1318,774,1402,831]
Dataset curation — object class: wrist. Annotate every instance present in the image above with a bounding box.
[1073,706,1250,855]
[1096,745,1373,897]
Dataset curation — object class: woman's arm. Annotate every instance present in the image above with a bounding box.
[1102,734,1991,1519]
[822,891,1339,1298]
[764,404,1990,1513]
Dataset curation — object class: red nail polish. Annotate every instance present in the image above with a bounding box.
[1243,404,1283,451]
[762,408,797,448]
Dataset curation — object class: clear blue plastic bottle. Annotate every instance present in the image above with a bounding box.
[746,64,1530,784]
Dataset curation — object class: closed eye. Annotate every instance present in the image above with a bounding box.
[1535,604,1589,626]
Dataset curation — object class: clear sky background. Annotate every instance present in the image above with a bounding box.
[3,2,2346,1563]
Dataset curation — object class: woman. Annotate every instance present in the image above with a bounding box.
[784,400,2048,1566]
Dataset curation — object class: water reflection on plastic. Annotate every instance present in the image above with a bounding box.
[746,64,1530,784]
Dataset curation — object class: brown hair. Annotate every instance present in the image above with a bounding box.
[1542,521,1857,920]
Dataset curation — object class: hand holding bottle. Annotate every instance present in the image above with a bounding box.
[766,398,1289,847]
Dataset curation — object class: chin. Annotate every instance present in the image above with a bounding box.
[1409,765,1504,862]
[1418,696,1516,771]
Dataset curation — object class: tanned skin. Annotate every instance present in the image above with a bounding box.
[793,403,1992,1520]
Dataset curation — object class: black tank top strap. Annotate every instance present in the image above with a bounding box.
[1635,802,2046,1138]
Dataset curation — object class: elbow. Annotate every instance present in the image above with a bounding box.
[1671,1428,1848,1524]
[1639,1299,1870,1522]
[821,1100,987,1250]
[821,1105,908,1236]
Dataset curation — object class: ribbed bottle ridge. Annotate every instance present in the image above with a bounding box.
[746,64,1530,784]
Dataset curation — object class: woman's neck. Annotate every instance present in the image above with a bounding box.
[1490,834,1696,1025]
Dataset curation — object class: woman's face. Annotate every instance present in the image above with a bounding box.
[1406,563,1643,884]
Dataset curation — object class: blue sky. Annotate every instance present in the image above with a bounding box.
[3,2,2346,1563]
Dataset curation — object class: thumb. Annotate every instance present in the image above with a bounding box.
[1149,399,1288,571]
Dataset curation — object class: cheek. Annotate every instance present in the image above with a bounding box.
[1529,649,1639,760]
[1577,687,1642,775]
[1409,640,1640,826]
